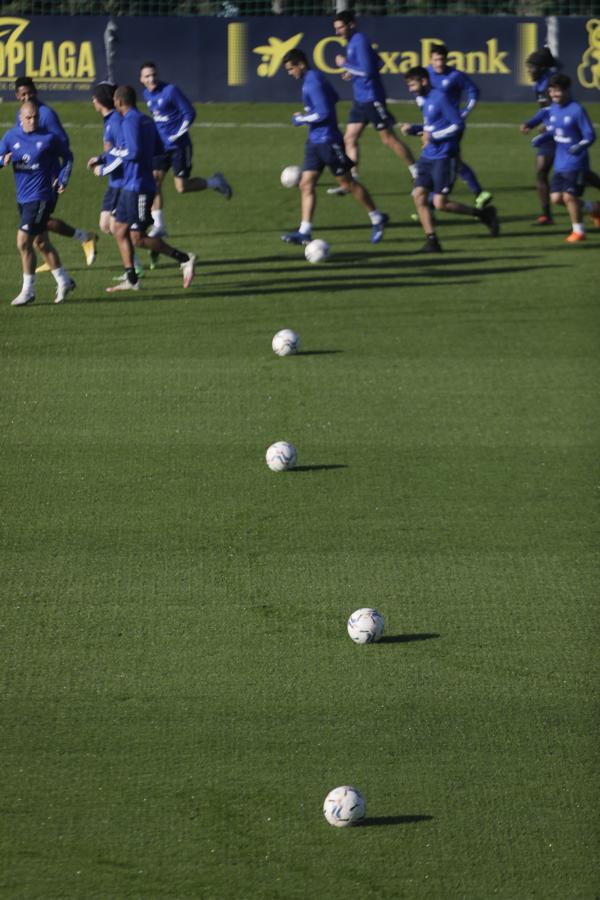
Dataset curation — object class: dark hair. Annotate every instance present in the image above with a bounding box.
[15,76,36,91]
[114,84,137,107]
[333,9,355,24]
[92,82,116,109]
[404,66,429,81]
[139,61,156,72]
[526,47,558,71]
[548,72,571,90]
[430,43,448,57]
[282,48,309,68]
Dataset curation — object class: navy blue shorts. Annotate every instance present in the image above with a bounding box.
[18,199,52,236]
[550,169,586,197]
[101,185,121,214]
[348,99,395,132]
[153,133,193,178]
[114,189,155,232]
[303,140,353,177]
[536,142,556,162]
[415,156,458,195]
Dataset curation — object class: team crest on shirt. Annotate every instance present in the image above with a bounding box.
[442,78,449,87]
[564,116,571,124]
[14,141,20,149]
[36,141,43,148]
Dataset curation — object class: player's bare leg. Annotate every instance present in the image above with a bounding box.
[557,192,586,243]
[414,186,442,253]
[379,127,416,167]
[435,195,499,236]
[535,154,553,224]
[338,173,389,243]
[173,174,232,199]
[328,122,365,195]
[281,170,318,245]
[45,216,97,267]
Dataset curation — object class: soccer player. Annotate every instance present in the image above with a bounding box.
[280,48,388,246]
[14,76,98,269]
[92,85,196,292]
[521,73,597,243]
[427,44,492,209]
[139,62,232,238]
[88,82,143,280]
[329,10,416,196]
[400,67,499,253]
[0,102,76,306]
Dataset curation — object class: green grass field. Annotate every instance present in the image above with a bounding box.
[1,100,598,899]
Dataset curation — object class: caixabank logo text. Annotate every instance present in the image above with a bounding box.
[0,18,96,92]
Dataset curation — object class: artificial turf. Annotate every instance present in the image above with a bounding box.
[0,100,598,899]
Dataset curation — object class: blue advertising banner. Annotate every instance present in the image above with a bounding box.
[0,14,599,104]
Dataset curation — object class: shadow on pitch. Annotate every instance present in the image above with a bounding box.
[297,349,343,356]
[291,464,348,473]
[359,815,434,828]
[379,633,440,644]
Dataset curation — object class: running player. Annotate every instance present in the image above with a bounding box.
[0,102,76,306]
[139,62,232,238]
[280,48,388,246]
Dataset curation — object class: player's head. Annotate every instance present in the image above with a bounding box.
[114,85,137,112]
[548,72,571,104]
[139,62,158,92]
[429,43,449,73]
[404,66,431,96]
[92,82,116,112]
[526,47,557,81]
[333,9,356,40]
[283,49,309,79]
[19,101,39,133]
[15,76,37,104]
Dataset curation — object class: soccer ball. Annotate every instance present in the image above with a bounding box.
[272,328,300,357]
[305,239,330,264]
[347,608,385,644]
[266,441,297,472]
[323,786,366,828]
[281,165,301,188]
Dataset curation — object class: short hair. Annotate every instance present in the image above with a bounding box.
[548,72,571,90]
[92,82,116,109]
[526,47,557,70]
[282,48,309,68]
[404,66,429,81]
[114,84,137,107]
[333,9,355,24]
[430,43,448,57]
[139,61,156,72]
[15,76,36,91]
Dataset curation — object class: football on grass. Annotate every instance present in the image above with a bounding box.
[305,239,330,264]
[280,165,301,188]
[323,786,366,827]
[272,329,300,356]
[347,608,385,644]
[266,441,297,471]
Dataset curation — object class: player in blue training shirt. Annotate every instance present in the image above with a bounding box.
[521,49,600,225]
[0,102,76,306]
[328,10,416,196]
[400,67,499,253]
[521,73,598,243]
[14,76,98,270]
[139,62,232,239]
[91,85,196,293]
[280,48,388,246]
[88,82,144,282]
[427,44,492,210]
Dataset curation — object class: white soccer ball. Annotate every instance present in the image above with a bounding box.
[281,165,301,188]
[266,441,297,472]
[305,239,330,264]
[323,786,366,828]
[347,608,385,644]
[272,328,300,357]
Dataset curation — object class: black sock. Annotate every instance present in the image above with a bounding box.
[426,233,438,242]
[126,267,138,285]
[169,249,189,264]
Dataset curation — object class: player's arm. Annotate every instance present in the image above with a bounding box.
[54,136,74,192]
[292,80,331,126]
[458,71,479,119]
[340,33,372,78]
[43,106,70,145]
[568,106,596,155]
[0,133,11,168]
[521,108,546,132]
[167,84,196,143]
[428,96,464,142]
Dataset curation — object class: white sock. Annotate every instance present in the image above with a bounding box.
[23,273,35,293]
[409,164,418,179]
[369,210,383,225]
[573,222,584,234]
[51,266,67,284]
[299,221,312,235]
[152,209,164,228]
[74,228,88,242]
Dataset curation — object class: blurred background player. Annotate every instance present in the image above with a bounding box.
[92,85,196,292]
[14,76,98,271]
[0,102,76,306]
[521,73,597,243]
[88,82,144,281]
[139,62,232,243]
[280,48,388,246]
[401,67,499,253]
[427,43,492,209]
[328,10,416,196]
[523,48,600,225]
